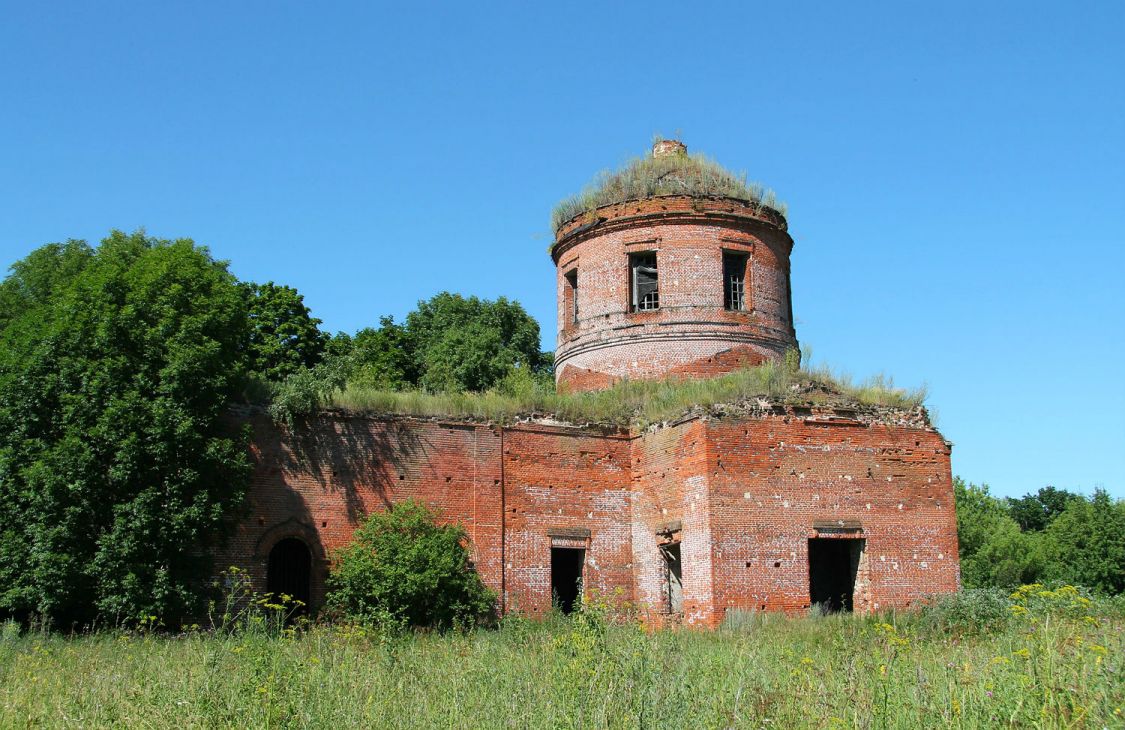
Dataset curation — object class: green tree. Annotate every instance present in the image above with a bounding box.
[1007,486,1079,532]
[0,231,252,627]
[953,478,1043,589]
[0,240,94,328]
[349,316,418,390]
[405,292,542,392]
[1041,490,1125,594]
[242,281,328,382]
[326,500,495,630]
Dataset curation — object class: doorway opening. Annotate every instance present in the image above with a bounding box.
[550,547,585,614]
[267,537,312,616]
[660,543,683,613]
[808,538,864,613]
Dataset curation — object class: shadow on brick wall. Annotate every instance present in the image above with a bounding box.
[256,413,424,525]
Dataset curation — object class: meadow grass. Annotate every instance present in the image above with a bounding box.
[326,360,929,427]
[1,587,1120,728]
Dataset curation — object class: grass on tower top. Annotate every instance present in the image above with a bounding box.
[551,142,786,233]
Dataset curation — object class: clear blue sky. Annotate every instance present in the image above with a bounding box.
[2,1,1122,498]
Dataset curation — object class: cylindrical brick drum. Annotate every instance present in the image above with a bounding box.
[551,146,798,393]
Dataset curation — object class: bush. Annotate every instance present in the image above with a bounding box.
[325,500,495,631]
[917,588,1012,636]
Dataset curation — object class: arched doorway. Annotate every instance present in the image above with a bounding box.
[267,537,312,615]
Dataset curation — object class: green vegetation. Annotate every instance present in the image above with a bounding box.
[276,356,928,427]
[242,281,329,383]
[551,142,786,233]
[325,500,495,630]
[954,480,1125,594]
[1,585,1120,727]
[272,292,548,420]
[0,232,253,627]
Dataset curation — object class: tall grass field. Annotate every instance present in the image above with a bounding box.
[1,586,1121,728]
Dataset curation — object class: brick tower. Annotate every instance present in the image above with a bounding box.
[552,141,799,393]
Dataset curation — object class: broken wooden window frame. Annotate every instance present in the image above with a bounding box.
[629,252,659,311]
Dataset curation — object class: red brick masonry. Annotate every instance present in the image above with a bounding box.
[553,196,798,393]
[220,404,959,626]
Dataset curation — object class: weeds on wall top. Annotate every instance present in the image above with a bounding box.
[270,356,930,428]
[551,142,787,234]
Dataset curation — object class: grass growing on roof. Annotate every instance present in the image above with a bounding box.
[551,143,786,233]
[324,360,928,426]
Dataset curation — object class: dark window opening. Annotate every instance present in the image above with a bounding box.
[661,543,683,614]
[267,537,312,617]
[808,538,864,613]
[550,547,585,614]
[630,253,659,311]
[564,269,579,325]
[723,252,748,311]
[785,265,794,326]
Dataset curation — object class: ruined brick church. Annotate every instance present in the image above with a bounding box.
[220,141,960,626]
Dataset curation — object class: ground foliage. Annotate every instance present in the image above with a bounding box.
[324,500,495,631]
[0,584,1120,728]
[954,479,1125,594]
[0,232,253,627]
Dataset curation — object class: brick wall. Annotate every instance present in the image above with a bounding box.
[703,414,960,622]
[223,407,959,627]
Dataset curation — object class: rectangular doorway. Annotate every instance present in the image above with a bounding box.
[550,547,585,614]
[660,543,683,614]
[808,538,865,613]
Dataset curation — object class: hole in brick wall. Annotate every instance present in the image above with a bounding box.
[745,562,752,568]
[808,538,865,614]
[331,470,337,477]
[445,476,452,482]
[661,543,683,613]
[551,547,585,615]
[268,538,311,620]
[399,474,405,480]
[258,518,265,526]
[774,561,781,568]
[321,521,327,528]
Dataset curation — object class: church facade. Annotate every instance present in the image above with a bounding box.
[219,142,960,625]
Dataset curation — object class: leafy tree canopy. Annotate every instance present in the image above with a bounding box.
[953,478,1042,589]
[348,316,418,391]
[405,292,544,393]
[1007,486,1079,532]
[1041,489,1125,594]
[0,231,252,627]
[954,478,1124,594]
[242,281,328,382]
